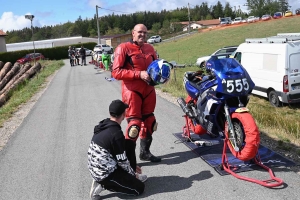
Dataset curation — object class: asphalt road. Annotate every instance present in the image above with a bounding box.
[0,60,299,200]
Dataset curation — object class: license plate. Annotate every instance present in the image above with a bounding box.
[292,85,300,90]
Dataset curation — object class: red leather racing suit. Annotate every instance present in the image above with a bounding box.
[112,40,158,141]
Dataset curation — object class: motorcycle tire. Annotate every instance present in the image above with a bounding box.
[225,112,260,161]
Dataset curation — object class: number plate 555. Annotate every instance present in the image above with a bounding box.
[222,78,250,93]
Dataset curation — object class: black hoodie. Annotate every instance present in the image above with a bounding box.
[87,118,135,182]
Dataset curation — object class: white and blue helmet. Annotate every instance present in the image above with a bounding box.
[147,59,171,85]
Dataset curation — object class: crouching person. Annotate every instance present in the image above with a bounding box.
[87,99,146,200]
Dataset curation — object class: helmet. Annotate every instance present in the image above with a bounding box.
[147,59,171,85]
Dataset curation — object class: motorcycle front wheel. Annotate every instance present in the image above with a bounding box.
[225,112,260,161]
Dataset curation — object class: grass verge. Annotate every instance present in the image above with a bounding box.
[0,60,64,127]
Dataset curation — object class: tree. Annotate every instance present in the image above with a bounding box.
[105,27,124,35]
[151,22,161,34]
[246,0,286,16]
[212,1,224,19]
[278,0,290,13]
[224,2,234,18]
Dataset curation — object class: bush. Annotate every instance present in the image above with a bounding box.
[0,42,97,64]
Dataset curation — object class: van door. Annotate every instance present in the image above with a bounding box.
[288,53,300,97]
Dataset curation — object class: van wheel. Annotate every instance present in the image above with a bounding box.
[268,90,281,107]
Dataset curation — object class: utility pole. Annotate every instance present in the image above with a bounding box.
[96,5,101,44]
[188,3,191,34]
[25,14,36,64]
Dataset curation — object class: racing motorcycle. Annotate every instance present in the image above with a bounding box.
[177,57,283,187]
[177,56,260,161]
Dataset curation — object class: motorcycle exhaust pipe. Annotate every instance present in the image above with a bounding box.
[177,97,194,118]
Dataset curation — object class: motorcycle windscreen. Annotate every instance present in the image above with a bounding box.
[206,58,255,96]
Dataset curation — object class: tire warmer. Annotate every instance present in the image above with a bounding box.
[222,112,283,187]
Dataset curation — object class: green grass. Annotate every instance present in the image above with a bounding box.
[0,60,64,127]
[155,16,300,146]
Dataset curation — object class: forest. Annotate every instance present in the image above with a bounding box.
[4,0,290,44]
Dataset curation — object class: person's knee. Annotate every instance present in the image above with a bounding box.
[126,119,142,140]
[142,114,157,135]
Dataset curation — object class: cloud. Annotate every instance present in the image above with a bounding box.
[0,12,42,32]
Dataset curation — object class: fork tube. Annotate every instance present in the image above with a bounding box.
[224,103,239,152]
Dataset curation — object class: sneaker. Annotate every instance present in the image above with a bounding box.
[136,173,148,182]
[90,180,103,199]
[91,195,101,200]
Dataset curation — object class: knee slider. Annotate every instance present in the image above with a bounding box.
[128,125,140,139]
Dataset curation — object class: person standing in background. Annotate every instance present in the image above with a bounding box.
[79,45,86,66]
[68,46,74,66]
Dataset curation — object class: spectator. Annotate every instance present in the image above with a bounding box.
[68,46,74,66]
[87,99,146,200]
[79,45,86,66]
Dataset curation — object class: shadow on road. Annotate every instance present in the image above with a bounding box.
[102,170,213,199]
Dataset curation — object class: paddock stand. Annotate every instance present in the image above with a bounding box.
[181,115,284,188]
[221,138,283,188]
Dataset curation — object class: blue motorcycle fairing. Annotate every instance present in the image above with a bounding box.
[206,58,255,96]
[184,81,200,99]
[183,57,255,136]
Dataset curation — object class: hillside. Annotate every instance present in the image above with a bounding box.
[156,16,300,65]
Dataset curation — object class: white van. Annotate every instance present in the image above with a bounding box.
[231,33,300,106]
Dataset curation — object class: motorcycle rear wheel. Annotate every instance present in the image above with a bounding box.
[225,112,260,161]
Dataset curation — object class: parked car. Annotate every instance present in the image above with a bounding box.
[296,8,300,15]
[220,17,231,25]
[247,16,259,23]
[147,35,162,44]
[75,48,92,56]
[284,10,293,17]
[231,17,243,24]
[16,53,45,64]
[273,12,283,19]
[196,46,238,68]
[261,14,271,21]
[93,44,113,54]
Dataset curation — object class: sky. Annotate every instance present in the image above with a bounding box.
[0,0,299,32]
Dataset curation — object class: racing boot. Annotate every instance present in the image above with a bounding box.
[139,135,161,162]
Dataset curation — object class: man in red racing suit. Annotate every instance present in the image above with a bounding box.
[112,24,161,172]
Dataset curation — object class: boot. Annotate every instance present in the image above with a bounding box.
[139,135,161,162]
